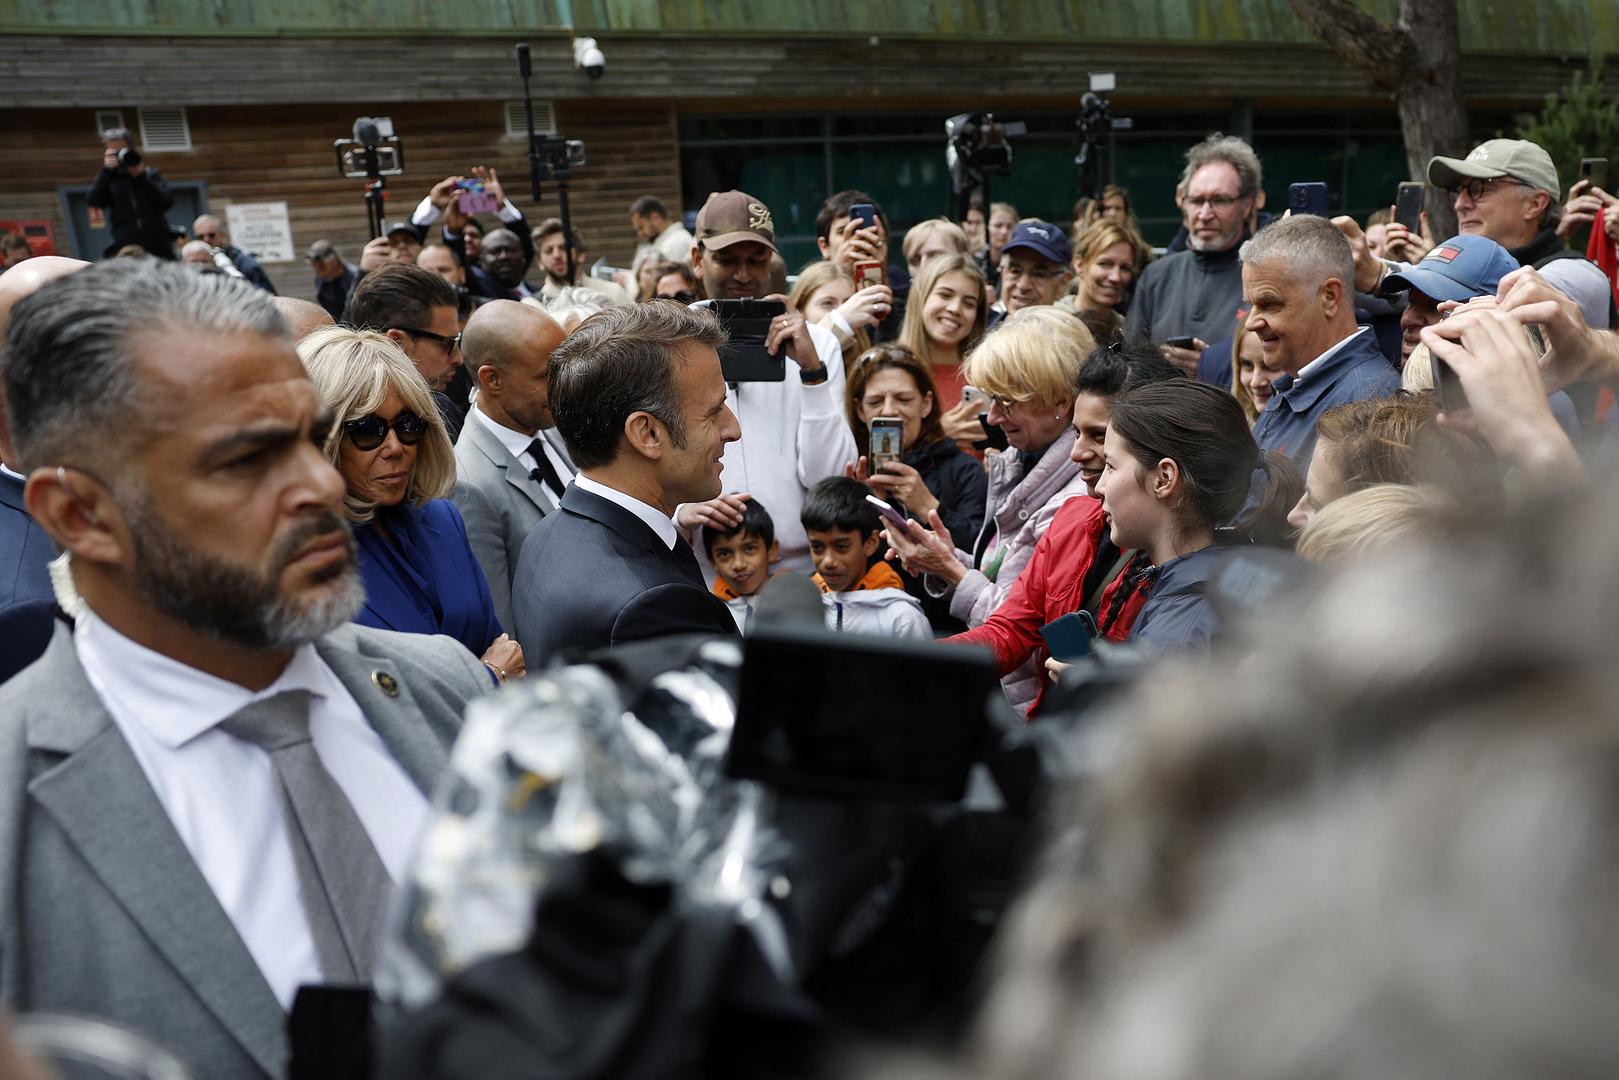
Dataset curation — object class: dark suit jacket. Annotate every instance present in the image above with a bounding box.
[511,485,737,664]
[0,470,53,613]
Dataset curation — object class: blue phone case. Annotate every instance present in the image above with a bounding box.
[1039,612,1095,662]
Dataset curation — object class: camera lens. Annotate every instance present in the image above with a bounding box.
[117,146,142,168]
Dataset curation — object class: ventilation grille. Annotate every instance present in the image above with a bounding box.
[94,110,126,137]
[138,108,192,152]
[505,100,557,137]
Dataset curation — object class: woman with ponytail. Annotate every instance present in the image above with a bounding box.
[1089,380,1297,654]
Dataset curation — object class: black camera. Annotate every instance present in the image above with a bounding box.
[117,146,142,169]
[945,112,1023,187]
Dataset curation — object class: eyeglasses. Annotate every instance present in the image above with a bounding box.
[390,326,462,353]
[343,410,429,451]
[1447,178,1535,202]
[1183,195,1246,211]
[985,392,1026,412]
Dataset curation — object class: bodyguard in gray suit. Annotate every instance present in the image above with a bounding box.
[450,299,573,630]
[0,261,490,1078]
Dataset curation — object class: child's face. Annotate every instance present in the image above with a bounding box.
[807,526,879,593]
[709,530,777,597]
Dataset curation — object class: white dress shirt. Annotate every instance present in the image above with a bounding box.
[468,405,574,510]
[74,610,430,1008]
[1293,326,1370,385]
[573,473,678,550]
[0,462,25,481]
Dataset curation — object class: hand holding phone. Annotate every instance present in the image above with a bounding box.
[1582,158,1609,193]
[869,416,903,472]
[853,260,885,291]
[1394,181,1425,232]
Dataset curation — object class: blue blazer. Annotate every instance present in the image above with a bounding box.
[0,470,54,612]
[1252,328,1402,466]
[354,498,503,660]
[511,484,738,665]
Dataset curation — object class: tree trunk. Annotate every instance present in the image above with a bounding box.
[1286,0,1468,238]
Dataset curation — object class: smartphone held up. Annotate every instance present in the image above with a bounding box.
[869,416,904,472]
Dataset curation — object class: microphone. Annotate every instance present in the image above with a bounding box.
[351,117,381,146]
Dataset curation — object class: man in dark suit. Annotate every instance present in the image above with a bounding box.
[512,302,741,662]
[0,260,490,1077]
[451,300,571,631]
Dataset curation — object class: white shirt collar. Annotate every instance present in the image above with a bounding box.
[470,401,537,461]
[1295,326,1369,383]
[74,608,335,750]
[0,462,25,482]
[573,473,678,550]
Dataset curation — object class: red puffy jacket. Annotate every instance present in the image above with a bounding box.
[948,495,1147,716]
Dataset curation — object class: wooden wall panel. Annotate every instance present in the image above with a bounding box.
[0,99,682,301]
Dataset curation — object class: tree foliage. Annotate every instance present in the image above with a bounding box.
[1516,56,1619,197]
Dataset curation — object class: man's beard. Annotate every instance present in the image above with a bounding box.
[126,500,364,650]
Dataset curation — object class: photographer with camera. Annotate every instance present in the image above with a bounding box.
[85,127,176,260]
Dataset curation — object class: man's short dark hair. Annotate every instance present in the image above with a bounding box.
[548,302,727,470]
[630,195,668,219]
[801,476,880,538]
[534,218,583,249]
[4,260,286,472]
[815,190,889,241]
[306,239,339,263]
[349,263,458,332]
[702,497,776,557]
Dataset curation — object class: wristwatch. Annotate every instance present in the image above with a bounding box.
[798,363,829,385]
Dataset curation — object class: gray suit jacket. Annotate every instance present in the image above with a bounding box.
[452,414,571,631]
[0,621,490,1079]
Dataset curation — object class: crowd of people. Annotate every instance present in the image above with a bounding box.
[1,117,1619,1077]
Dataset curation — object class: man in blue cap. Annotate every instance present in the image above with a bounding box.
[1382,233,1521,365]
[998,220,1072,320]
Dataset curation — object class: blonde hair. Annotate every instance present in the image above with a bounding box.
[964,306,1096,407]
[1295,483,1451,564]
[791,260,868,359]
[901,218,970,267]
[296,325,456,524]
[1072,219,1149,273]
[899,252,988,368]
[1402,342,1435,392]
[1230,330,1262,424]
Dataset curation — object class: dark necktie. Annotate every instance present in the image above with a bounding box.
[527,437,566,497]
[221,690,391,984]
[671,537,705,586]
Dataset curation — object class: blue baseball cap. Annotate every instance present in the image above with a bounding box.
[1002,219,1070,265]
[1382,234,1518,303]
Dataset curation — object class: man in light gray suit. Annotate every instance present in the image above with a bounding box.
[451,299,573,630]
[0,260,490,1079]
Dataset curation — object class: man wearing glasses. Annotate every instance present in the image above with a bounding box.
[996,220,1073,324]
[1126,134,1266,375]
[1425,140,1565,269]
[350,263,468,438]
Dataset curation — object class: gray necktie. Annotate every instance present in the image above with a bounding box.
[221,689,391,984]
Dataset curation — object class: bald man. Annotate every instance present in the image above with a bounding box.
[191,214,277,294]
[271,295,335,341]
[1,256,90,677]
[450,299,572,630]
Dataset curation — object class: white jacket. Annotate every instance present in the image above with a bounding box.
[821,588,930,640]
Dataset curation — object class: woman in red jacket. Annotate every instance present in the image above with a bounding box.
[942,346,1180,716]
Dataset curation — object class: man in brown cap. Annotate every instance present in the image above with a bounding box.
[680,190,856,573]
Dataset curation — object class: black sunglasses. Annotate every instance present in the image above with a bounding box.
[343,410,429,451]
[389,326,462,353]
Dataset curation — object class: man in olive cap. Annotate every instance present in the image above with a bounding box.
[1427,139,1566,266]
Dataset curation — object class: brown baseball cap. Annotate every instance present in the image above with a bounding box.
[695,190,777,253]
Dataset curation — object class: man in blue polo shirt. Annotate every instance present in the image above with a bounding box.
[1246,215,1401,466]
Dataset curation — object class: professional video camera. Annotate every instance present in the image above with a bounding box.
[945,111,1026,223]
[116,146,142,170]
[1074,72,1132,202]
[332,116,405,240]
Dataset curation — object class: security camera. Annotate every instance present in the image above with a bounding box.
[573,37,605,80]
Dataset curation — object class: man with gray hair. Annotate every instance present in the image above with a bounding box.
[1126,133,1265,373]
[0,259,488,1076]
[307,238,358,322]
[1244,215,1401,465]
[194,213,277,294]
[85,127,175,259]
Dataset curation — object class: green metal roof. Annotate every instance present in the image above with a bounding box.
[1,0,1615,54]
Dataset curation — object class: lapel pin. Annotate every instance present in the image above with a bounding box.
[372,670,400,697]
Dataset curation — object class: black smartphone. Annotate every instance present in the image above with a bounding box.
[708,298,787,382]
[1288,182,1331,218]
[1394,181,1425,232]
[1039,611,1095,663]
[1429,348,1468,413]
[849,202,877,231]
[869,416,903,471]
[1164,335,1198,350]
[1582,157,1609,191]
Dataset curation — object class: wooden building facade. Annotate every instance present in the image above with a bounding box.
[2,2,1615,297]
